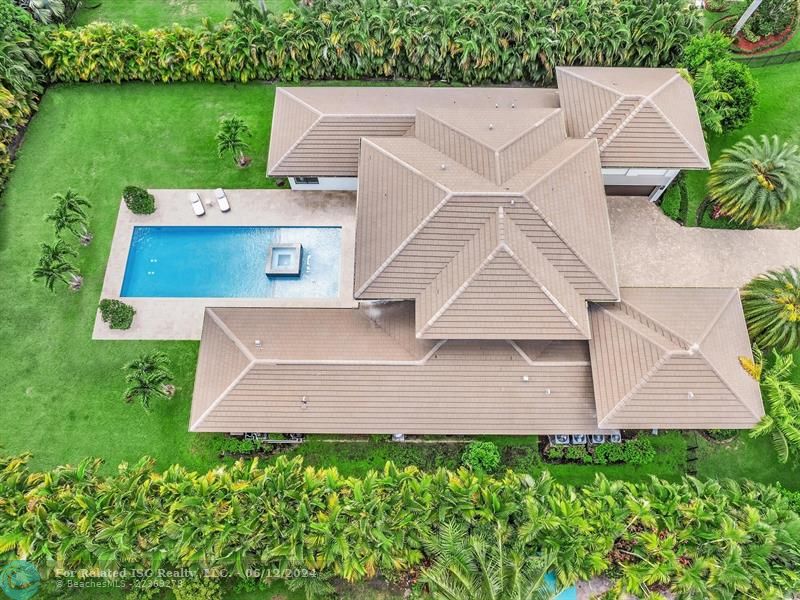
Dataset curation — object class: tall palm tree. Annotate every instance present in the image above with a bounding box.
[46,190,92,245]
[32,239,82,291]
[123,352,175,412]
[216,114,251,166]
[707,135,800,226]
[749,351,800,464]
[422,521,558,600]
[742,266,800,352]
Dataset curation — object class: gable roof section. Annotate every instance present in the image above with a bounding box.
[190,305,603,434]
[588,288,763,429]
[267,87,560,177]
[556,67,709,169]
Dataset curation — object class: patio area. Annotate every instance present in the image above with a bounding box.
[608,196,800,288]
[94,189,357,340]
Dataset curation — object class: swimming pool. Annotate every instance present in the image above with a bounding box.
[546,573,577,600]
[121,226,341,298]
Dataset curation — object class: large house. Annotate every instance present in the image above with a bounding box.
[189,67,763,437]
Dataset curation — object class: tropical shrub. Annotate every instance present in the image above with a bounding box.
[743,266,800,352]
[32,238,82,291]
[592,442,625,465]
[734,0,796,40]
[173,578,222,600]
[681,33,758,133]
[216,115,251,167]
[98,299,136,330]
[122,351,175,411]
[123,186,156,215]
[0,455,799,597]
[14,0,81,23]
[622,436,656,465]
[422,521,557,600]
[708,135,800,226]
[45,189,92,245]
[564,444,593,464]
[0,0,43,195]
[461,441,501,473]
[39,0,701,86]
[210,435,261,456]
[706,428,738,441]
[750,351,800,463]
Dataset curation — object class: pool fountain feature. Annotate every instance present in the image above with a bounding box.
[266,243,302,276]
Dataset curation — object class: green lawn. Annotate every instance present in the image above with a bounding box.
[661,60,800,228]
[0,82,277,472]
[71,0,295,29]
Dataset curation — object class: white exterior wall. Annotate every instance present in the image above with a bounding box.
[289,177,359,191]
[601,168,681,202]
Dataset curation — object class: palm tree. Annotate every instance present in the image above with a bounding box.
[707,135,800,226]
[742,266,800,352]
[46,190,93,245]
[749,351,800,464]
[32,240,83,291]
[216,114,251,167]
[422,521,558,600]
[123,352,175,412]
[685,63,732,137]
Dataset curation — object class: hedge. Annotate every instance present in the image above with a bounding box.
[0,454,798,596]
[0,0,43,194]
[39,0,701,85]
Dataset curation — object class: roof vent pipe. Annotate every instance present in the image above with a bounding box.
[254,339,263,349]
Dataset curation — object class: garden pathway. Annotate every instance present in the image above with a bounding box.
[608,196,800,288]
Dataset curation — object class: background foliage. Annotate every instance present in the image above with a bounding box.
[39,0,701,85]
[0,455,798,597]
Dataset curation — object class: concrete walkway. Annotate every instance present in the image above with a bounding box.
[608,196,800,288]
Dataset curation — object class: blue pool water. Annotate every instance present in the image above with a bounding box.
[121,226,341,298]
[545,573,577,600]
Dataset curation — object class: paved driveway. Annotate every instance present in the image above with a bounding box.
[608,196,800,288]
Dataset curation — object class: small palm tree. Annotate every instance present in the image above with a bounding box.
[742,266,800,352]
[32,240,83,291]
[707,135,800,226]
[46,190,93,245]
[216,115,251,167]
[748,351,800,464]
[422,521,558,600]
[123,352,175,412]
[686,63,732,137]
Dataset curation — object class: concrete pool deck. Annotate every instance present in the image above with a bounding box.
[93,189,357,340]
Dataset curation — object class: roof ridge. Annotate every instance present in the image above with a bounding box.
[616,295,693,349]
[598,97,646,151]
[207,309,256,361]
[354,305,424,361]
[557,67,625,99]
[586,95,628,138]
[522,142,620,298]
[598,303,679,353]
[598,355,668,428]
[190,359,255,431]
[643,96,709,168]
[268,89,324,172]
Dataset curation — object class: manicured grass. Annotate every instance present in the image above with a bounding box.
[71,0,294,29]
[0,82,278,472]
[661,60,800,229]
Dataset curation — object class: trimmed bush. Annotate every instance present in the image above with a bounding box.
[681,32,733,72]
[0,454,799,597]
[622,436,656,466]
[99,299,136,329]
[39,0,700,86]
[593,442,625,465]
[461,441,501,473]
[711,59,758,131]
[123,186,156,214]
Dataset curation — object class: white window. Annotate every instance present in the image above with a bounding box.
[294,176,320,185]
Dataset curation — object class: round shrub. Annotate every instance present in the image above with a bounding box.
[743,266,800,352]
[681,32,733,72]
[461,441,500,473]
[622,436,656,466]
[593,442,625,465]
[99,299,136,330]
[711,59,758,131]
[123,186,155,215]
[173,578,221,600]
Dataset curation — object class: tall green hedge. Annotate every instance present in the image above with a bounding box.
[0,0,43,193]
[40,0,701,85]
[0,454,798,596]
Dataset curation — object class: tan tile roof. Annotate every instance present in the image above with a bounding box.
[354,114,619,339]
[556,67,710,169]
[190,305,603,434]
[588,288,763,429]
[267,87,559,177]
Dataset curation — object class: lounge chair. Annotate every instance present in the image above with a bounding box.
[190,192,205,216]
[215,188,231,212]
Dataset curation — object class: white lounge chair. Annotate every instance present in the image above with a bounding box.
[215,188,230,212]
[190,192,205,216]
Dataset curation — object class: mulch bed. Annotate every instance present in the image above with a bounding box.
[708,14,797,55]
